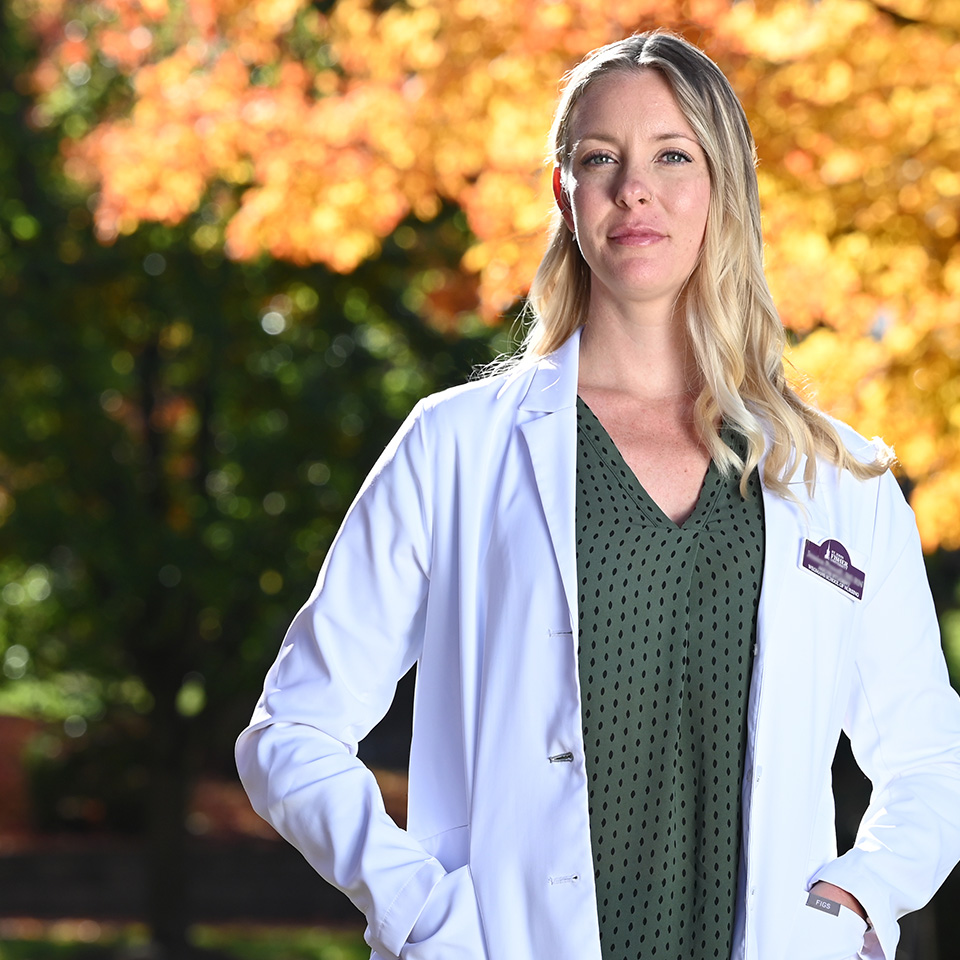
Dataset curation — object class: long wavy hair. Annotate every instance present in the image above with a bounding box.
[523,30,890,496]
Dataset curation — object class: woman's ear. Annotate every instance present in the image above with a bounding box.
[553,166,574,232]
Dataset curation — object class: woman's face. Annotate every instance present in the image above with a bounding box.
[558,68,711,319]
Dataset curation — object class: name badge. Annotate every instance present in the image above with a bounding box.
[800,538,865,601]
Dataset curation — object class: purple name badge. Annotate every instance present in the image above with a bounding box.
[800,538,865,601]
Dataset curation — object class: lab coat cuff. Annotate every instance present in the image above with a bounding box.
[372,857,447,959]
[812,863,893,960]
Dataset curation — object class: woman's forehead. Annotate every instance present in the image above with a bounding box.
[569,69,694,140]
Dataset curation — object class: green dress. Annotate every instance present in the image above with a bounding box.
[576,398,765,960]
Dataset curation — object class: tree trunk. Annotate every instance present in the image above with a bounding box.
[145,700,195,959]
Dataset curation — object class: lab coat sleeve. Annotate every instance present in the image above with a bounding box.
[815,471,960,960]
[235,402,465,959]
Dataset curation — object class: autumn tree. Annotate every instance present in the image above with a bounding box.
[17,0,960,548]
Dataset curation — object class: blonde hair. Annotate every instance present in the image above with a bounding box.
[524,30,891,496]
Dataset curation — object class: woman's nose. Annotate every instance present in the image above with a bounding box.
[616,170,653,206]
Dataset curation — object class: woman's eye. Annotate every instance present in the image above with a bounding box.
[660,149,693,164]
[582,152,616,166]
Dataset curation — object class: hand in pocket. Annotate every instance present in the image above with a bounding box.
[782,891,867,960]
[400,866,487,960]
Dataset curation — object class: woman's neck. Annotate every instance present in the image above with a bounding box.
[577,301,698,402]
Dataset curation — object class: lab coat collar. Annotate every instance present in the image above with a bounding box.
[517,327,583,414]
[516,328,582,631]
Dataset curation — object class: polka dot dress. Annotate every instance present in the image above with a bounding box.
[576,398,764,960]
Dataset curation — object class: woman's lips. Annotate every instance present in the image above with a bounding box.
[608,227,667,245]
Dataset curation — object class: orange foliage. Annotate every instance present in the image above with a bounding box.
[18,0,960,548]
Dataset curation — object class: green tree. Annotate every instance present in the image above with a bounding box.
[0,2,505,953]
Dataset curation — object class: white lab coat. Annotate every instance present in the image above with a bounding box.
[237,330,960,960]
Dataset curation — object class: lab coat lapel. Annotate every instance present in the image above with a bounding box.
[756,474,806,646]
[755,438,828,649]
[517,329,582,632]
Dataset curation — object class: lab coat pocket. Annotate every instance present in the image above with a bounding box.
[400,865,487,960]
[783,890,867,960]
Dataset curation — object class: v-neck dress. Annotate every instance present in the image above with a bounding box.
[575,397,765,960]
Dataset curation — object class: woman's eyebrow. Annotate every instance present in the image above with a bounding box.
[572,133,619,146]
[653,132,699,143]
[573,131,699,145]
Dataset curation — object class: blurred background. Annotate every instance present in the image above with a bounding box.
[0,0,958,957]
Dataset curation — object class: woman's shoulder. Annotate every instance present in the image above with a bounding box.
[416,331,581,427]
[799,414,909,537]
[820,413,894,470]
[415,354,545,425]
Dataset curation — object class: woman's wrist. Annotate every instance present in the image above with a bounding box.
[809,879,868,923]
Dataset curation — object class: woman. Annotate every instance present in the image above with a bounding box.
[236,31,960,960]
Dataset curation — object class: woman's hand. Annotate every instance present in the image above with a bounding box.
[782,883,868,960]
[808,881,868,922]
[400,867,487,960]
